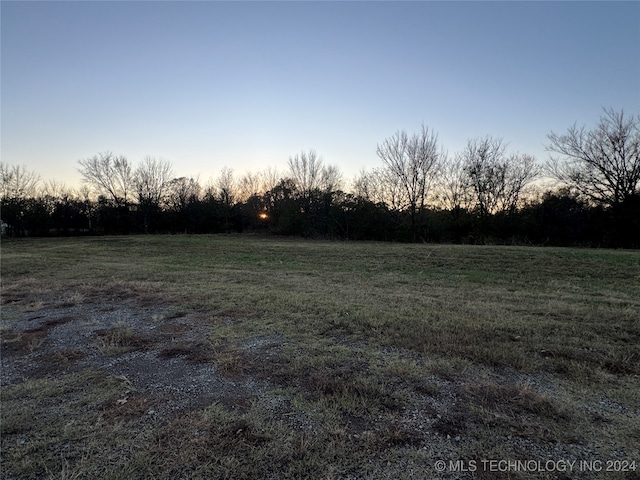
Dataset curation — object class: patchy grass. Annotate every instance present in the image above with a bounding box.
[1,235,639,479]
[93,324,136,355]
[1,327,48,354]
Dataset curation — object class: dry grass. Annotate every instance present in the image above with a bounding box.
[94,324,135,355]
[1,235,639,479]
[2,327,48,354]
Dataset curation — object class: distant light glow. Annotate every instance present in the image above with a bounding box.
[258,212,268,220]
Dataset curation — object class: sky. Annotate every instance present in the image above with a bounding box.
[2,1,639,189]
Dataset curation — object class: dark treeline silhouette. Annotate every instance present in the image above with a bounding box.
[2,109,638,247]
[2,176,639,248]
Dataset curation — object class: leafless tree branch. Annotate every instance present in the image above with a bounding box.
[546,108,640,206]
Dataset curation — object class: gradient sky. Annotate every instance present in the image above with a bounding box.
[2,1,639,189]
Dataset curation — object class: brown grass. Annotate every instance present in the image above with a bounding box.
[1,236,638,479]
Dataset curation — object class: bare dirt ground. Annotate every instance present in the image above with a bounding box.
[2,292,279,419]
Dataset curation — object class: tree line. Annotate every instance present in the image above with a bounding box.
[2,108,638,247]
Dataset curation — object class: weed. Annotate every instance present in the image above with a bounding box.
[94,324,135,356]
[211,344,247,375]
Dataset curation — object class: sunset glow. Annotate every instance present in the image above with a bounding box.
[1,2,638,186]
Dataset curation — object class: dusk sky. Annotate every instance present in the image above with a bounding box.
[2,1,639,189]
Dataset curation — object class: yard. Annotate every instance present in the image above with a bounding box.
[1,236,639,479]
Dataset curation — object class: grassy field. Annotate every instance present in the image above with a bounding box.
[1,235,639,479]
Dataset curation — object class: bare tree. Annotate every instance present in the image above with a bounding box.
[235,168,285,204]
[78,152,134,206]
[135,157,173,233]
[502,154,539,213]
[237,171,263,203]
[319,164,343,193]
[353,169,379,202]
[546,108,640,207]
[376,125,443,237]
[39,180,71,200]
[0,163,40,199]
[461,137,505,218]
[135,157,173,207]
[287,150,324,200]
[434,154,471,213]
[213,167,239,232]
[354,167,403,211]
[261,166,281,194]
[462,137,539,217]
[215,167,237,207]
[287,150,343,215]
[165,177,201,212]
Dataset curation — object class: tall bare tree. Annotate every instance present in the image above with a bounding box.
[462,137,539,217]
[502,154,539,213]
[287,150,342,215]
[78,152,134,206]
[546,108,640,207]
[434,154,472,214]
[376,125,443,237]
[214,167,236,205]
[237,171,262,203]
[287,150,324,200]
[135,157,173,207]
[135,157,173,233]
[0,163,40,199]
